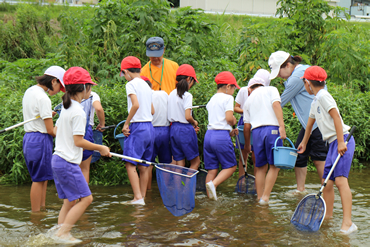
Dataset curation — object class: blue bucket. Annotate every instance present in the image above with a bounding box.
[237,125,253,145]
[272,137,298,169]
[114,120,126,151]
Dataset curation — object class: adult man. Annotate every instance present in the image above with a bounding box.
[141,37,179,95]
[268,51,328,194]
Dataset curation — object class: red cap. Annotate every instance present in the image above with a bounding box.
[120,56,141,76]
[215,71,240,89]
[176,64,198,83]
[141,76,150,82]
[301,66,327,82]
[63,67,97,86]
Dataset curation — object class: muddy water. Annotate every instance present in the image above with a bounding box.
[0,169,369,246]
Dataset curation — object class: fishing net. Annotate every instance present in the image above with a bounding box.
[235,174,256,195]
[156,164,198,217]
[196,169,207,192]
[291,194,326,232]
[91,130,103,163]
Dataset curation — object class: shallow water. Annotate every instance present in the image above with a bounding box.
[0,168,369,246]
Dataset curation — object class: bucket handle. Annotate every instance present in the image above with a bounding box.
[274,137,295,149]
[114,120,126,139]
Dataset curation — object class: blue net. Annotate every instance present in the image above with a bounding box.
[91,130,103,163]
[155,164,198,217]
[291,194,326,232]
[235,174,256,195]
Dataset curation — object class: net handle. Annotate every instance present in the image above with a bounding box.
[318,126,356,196]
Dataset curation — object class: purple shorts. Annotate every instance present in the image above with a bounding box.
[170,122,199,161]
[204,130,237,170]
[252,126,282,167]
[82,125,94,161]
[323,134,355,181]
[51,155,91,202]
[151,126,172,163]
[23,132,54,182]
[123,122,154,166]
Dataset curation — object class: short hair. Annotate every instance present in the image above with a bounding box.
[249,84,263,90]
[303,79,326,87]
[35,74,57,91]
[280,55,303,69]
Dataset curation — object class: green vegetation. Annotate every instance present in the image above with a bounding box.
[0,0,369,185]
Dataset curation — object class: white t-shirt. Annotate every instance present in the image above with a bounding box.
[243,86,281,129]
[22,85,52,133]
[309,89,350,143]
[126,77,153,123]
[168,89,193,123]
[152,90,169,127]
[207,93,234,131]
[235,87,249,110]
[54,100,86,164]
[87,92,100,126]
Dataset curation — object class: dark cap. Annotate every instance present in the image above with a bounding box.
[146,37,165,57]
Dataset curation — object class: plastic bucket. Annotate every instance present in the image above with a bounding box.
[272,137,298,169]
[237,125,253,145]
[114,120,126,151]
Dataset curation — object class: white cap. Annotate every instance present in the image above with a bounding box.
[268,51,290,80]
[44,66,66,90]
[247,69,271,88]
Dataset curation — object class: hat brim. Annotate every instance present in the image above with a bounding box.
[146,49,164,57]
[269,68,280,80]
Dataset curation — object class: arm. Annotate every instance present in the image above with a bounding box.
[329,108,346,156]
[280,77,304,108]
[272,101,286,139]
[225,111,237,126]
[44,118,55,137]
[122,94,139,137]
[185,109,198,127]
[297,117,315,154]
[234,102,243,114]
[73,135,111,157]
[93,101,105,131]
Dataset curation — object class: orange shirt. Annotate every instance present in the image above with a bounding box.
[141,58,179,95]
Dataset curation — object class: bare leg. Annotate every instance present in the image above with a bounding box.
[190,156,200,170]
[57,195,93,239]
[125,162,143,201]
[30,181,48,212]
[212,166,236,187]
[41,180,48,209]
[80,156,92,183]
[295,167,307,192]
[176,159,185,167]
[205,169,218,198]
[261,165,280,202]
[251,152,256,176]
[58,200,76,224]
[314,160,325,182]
[335,176,353,230]
[238,148,249,177]
[255,164,268,200]
[323,179,334,219]
[138,165,149,198]
[147,165,153,190]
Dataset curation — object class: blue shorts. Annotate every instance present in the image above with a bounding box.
[204,130,237,170]
[82,125,94,161]
[170,122,199,161]
[23,132,54,182]
[52,155,91,202]
[123,122,154,166]
[323,134,355,181]
[236,116,244,149]
[152,126,172,163]
[252,126,282,167]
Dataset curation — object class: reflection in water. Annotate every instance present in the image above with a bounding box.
[0,169,368,246]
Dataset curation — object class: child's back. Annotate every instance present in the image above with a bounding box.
[126,77,153,123]
[168,89,192,123]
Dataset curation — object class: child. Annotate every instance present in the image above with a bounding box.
[167,64,200,170]
[22,65,66,212]
[243,76,286,204]
[297,66,356,234]
[120,56,155,205]
[51,67,110,243]
[204,71,240,200]
[234,69,270,177]
[80,90,106,183]
[141,76,172,190]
